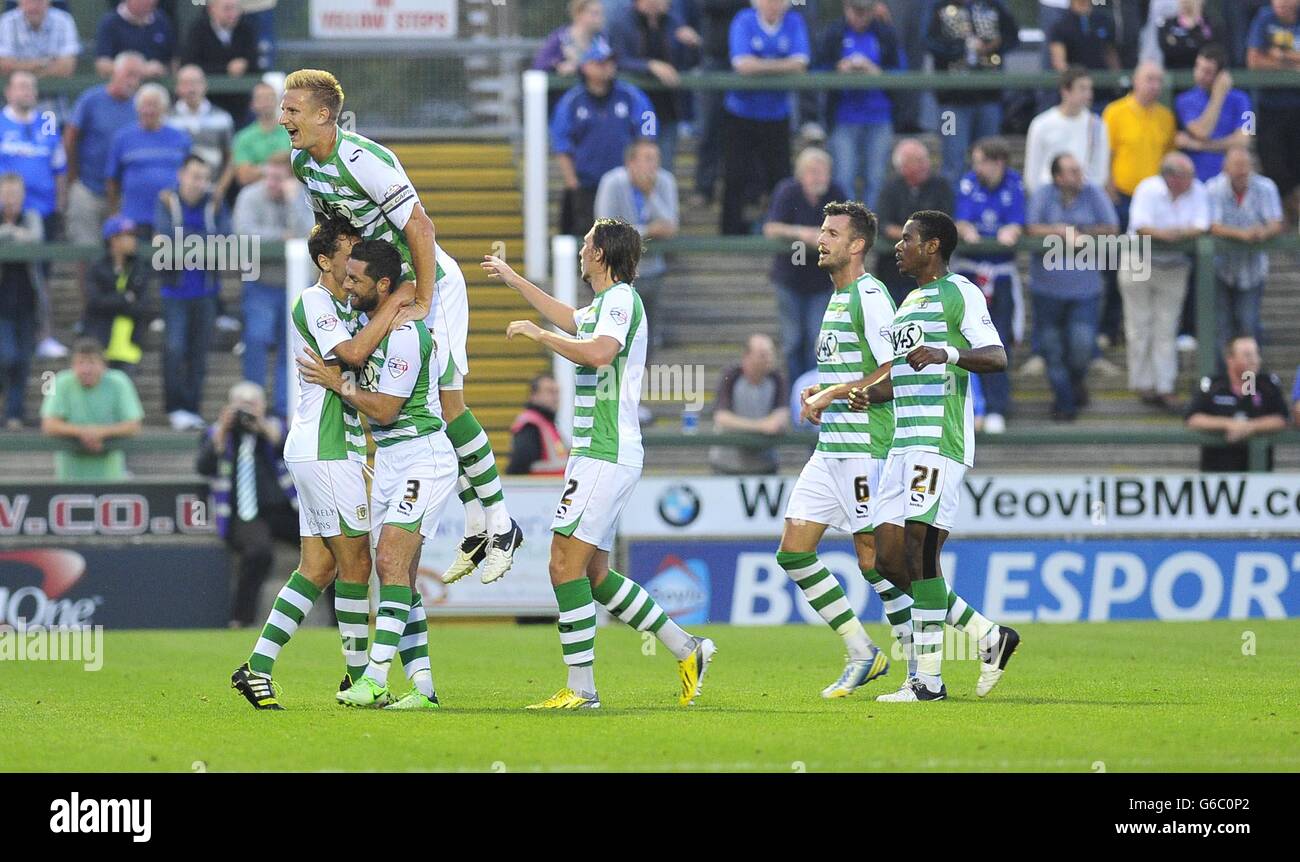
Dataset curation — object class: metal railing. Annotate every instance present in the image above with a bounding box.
[4,428,1298,472]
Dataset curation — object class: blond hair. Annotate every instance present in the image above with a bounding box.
[284,69,345,121]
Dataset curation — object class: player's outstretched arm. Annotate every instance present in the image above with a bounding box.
[483,255,579,335]
[297,348,403,425]
[392,204,438,328]
[331,289,411,369]
[807,365,891,413]
[506,320,618,368]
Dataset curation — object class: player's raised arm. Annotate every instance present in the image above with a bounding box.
[482,254,579,335]
[396,203,438,322]
[297,347,403,425]
[506,320,619,368]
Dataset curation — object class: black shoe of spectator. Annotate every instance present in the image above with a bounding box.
[1073,383,1089,410]
[1050,408,1077,423]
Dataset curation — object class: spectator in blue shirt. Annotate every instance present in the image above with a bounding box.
[0,70,64,229]
[1025,153,1119,421]
[1175,44,1252,184]
[154,154,228,430]
[65,52,144,248]
[720,0,809,235]
[550,37,657,237]
[608,0,698,173]
[924,0,1019,189]
[94,0,175,80]
[1246,0,1300,219]
[953,135,1024,432]
[817,0,902,210]
[105,82,191,231]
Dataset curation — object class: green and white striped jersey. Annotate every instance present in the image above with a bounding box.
[571,282,647,469]
[291,128,443,283]
[284,283,367,463]
[815,272,897,458]
[888,272,1003,467]
[359,320,444,447]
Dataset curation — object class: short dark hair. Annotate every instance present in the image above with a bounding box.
[530,372,555,394]
[308,216,359,271]
[972,136,1010,164]
[1224,333,1256,357]
[1059,65,1091,94]
[1198,43,1229,73]
[349,238,404,289]
[590,217,642,284]
[180,153,210,173]
[72,337,104,358]
[1049,152,1076,178]
[909,210,958,262]
[822,200,878,254]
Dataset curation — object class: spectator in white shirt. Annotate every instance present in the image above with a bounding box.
[0,0,80,78]
[166,64,234,201]
[1119,151,1209,409]
[1023,67,1110,196]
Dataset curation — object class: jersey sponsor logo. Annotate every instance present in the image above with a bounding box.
[386,357,409,378]
[316,313,338,332]
[357,361,379,391]
[609,307,628,325]
[890,321,925,356]
[815,331,839,363]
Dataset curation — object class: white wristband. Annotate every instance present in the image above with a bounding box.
[944,346,960,365]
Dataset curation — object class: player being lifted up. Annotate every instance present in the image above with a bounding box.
[849,210,1020,702]
[231,217,372,710]
[298,240,455,710]
[780,201,902,698]
[482,220,715,709]
[279,69,523,585]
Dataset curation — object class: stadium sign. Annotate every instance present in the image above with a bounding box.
[626,539,1300,623]
[310,0,457,39]
[0,547,229,628]
[0,484,213,538]
[626,474,1300,537]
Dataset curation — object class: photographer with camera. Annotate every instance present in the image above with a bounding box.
[197,380,299,628]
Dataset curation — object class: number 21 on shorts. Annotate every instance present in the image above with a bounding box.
[909,464,939,506]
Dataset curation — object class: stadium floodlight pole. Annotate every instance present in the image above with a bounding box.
[523,69,549,282]
[550,233,579,439]
[284,238,310,421]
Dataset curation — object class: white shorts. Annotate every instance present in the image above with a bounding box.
[424,246,469,390]
[286,459,370,538]
[785,452,882,534]
[872,449,966,532]
[550,455,640,553]
[370,433,458,538]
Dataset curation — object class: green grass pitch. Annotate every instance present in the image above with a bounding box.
[1,620,1296,772]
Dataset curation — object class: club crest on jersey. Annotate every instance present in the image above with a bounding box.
[890,321,924,356]
[387,357,409,378]
[816,331,838,362]
[316,313,338,332]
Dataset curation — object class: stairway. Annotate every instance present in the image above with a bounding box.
[10,140,542,478]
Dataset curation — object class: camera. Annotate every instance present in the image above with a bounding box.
[234,410,260,434]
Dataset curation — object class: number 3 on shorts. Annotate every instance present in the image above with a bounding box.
[398,479,420,516]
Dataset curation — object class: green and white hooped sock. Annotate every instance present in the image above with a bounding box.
[911,577,948,691]
[591,569,695,660]
[554,578,597,694]
[947,590,1000,652]
[862,568,915,672]
[334,580,370,684]
[446,411,510,536]
[398,590,435,698]
[365,585,412,687]
[456,467,487,537]
[777,550,874,659]
[249,571,321,676]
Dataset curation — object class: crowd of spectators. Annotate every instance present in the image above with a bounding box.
[0,0,293,451]
[539,0,1300,436]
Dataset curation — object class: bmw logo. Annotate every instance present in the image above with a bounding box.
[657,485,701,528]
